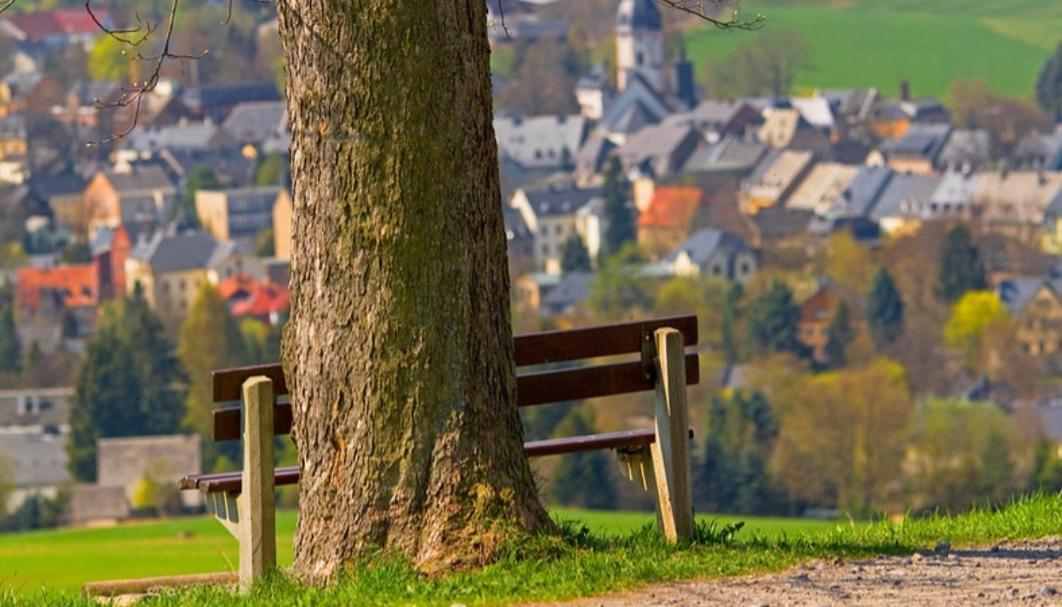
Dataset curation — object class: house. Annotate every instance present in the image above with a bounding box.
[998,276,1062,359]
[90,224,134,299]
[15,263,100,351]
[514,272,561,313]
[81,165,178,238]
[503,205,535,277]
[220,100,288,150]
[974,171,1062,234]
[0,430,69,513]
[540,271,595,316]
[656,228,756,281]
[0,8,113,54]
[573,132,616,184]
[0,387,71,433]
[757,107,831,156]
[486,0,567,44]
[1041,190,1062,254]
[739,150,815,214]
[783,162,859,216]
[1011,127,1062,171]
[24,166,86,235]
[637,186,704,258]
[117,119,234,163]
[97,434,203,510]
[493,114,586,171]
[599,72,673,144]
[273,189,292,260]
[64,485,130,526]
[869,123,952,175]
[682,135,768,177]
[662,99,763,141]
[0,115,27,161]
[614,122,700,179]
[510,181,605,275]
[870,172,941,235]
[125,230,217,326]
[218,274,290,325]
[574,67,611,121]
[829,165,894,219]
[179,82,281,123]
[798,282,843,364]
[865,100,912,141]
[51,80,121,130]
[747,206,814,247]
[195,186,282,243]
[936,129,993,172]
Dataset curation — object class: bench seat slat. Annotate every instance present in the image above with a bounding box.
[181,428,694,494]
[211,353,700,442]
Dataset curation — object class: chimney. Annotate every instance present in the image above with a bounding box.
[899,80,910,102]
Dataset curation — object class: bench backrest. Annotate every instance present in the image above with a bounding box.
[209,315,699,442]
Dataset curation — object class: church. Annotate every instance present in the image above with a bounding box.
[575,0,697,131]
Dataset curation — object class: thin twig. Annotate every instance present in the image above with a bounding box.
[653,0,765,30]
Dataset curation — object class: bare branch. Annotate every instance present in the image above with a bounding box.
[653,0,765,30]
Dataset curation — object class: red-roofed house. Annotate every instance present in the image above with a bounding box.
[218,274,289,325]
[637,186,705,258]
[0,9,114,51]
[16,264,100,352]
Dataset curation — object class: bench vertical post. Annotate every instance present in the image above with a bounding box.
[238,376,277,592]
[649,328,694,542]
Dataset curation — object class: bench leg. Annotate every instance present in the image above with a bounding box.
[238,376,277,592]
[650,328,694,542]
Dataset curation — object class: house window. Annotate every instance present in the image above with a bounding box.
[636,51,644,66]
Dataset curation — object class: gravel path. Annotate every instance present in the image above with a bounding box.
[536,538,1062,606]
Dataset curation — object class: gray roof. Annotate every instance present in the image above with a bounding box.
[931,170,981,205]
[871,172,941,220]
[0,387,72,428]
[574,132,616,178]
[0,114,26,139]
[835,165,893,218]
[105,165,177,196]
[129,230,219,273]
[998,277,1056,317]
[124,121,225,153]
[665,228,748,266]
[221,101,287,144]
[616,122,699,177]
[205,238,254,269]
[1011,127,1062,171]
[541,271,594,315]
[683,135,767,173]
[0,431,69,488]
[601,73,672,134]
[880,123,952,159]
[523,183,603,217]
[503,206,532,242]
[493,115,586,170]
[68,80,120,106]
[937,129,992,170]
[617,0,661,32]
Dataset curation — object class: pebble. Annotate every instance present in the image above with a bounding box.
[1043,586,1059,597]
[911,553,925,563]
[935,541,951,555]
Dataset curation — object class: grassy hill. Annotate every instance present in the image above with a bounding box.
[683,0,1062,99]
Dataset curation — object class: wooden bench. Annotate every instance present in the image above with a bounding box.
[178,315,699,591]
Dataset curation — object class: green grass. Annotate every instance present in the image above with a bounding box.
[3,495,1062,605]
[684,0,1062,99]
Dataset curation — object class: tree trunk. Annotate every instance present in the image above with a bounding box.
[276,0,553,581]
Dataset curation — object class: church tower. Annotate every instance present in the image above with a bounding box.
[615,0,664,91]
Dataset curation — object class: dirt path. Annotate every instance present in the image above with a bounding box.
[538,538,1062,606]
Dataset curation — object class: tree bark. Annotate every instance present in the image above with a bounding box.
[276,0,553,581]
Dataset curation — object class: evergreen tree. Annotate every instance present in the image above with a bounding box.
[745,281,806,358]
[1036,42,1062,121]
[0,305,19,373]
[548,410,616,509]
[937,224,986,303]
[600,157,634,259]
[67,291,184,481]
[253,153,288,187]
[183,165,219,225]
[560,234,591,273]
[179,285,247,466]
[823,301,854,368]
[866,268,904,348]
[721,282,743,364]
[697,395,734,511]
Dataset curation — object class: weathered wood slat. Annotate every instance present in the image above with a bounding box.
[83,572,238,597]
[211,353,700,441]
[514,315,697,366]
[181,427,694,494]
[210,316,698,401]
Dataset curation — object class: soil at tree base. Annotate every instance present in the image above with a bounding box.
[533,538,1062,606]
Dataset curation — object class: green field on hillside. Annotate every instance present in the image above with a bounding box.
[684,0,1062,99]
[0,508,841,593]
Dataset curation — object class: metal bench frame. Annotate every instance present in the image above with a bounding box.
[179,316,699,592]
